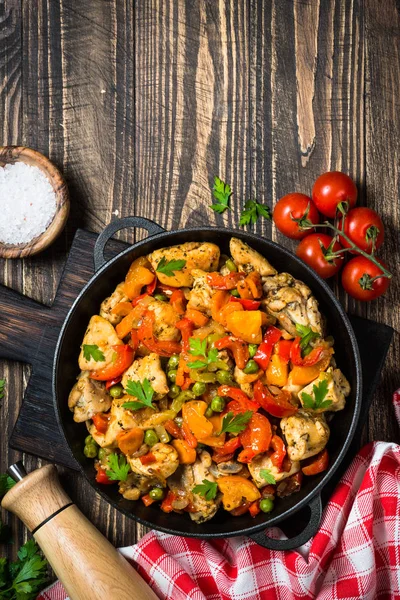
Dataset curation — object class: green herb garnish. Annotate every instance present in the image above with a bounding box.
[192,479,218,501]
[239,200,272,226]
[260,469,276,485]
[295,323,320,353]
[301,379,332,411]
[218,410,253,435]
[0,538,48,598]
[106,453,130,482]
[156,257,186,277]
[82,344,105,362]
[187,337,218,369]
[210,176,232,214]
[122,378,155,411]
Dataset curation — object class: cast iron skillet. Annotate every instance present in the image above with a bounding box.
[53,216,362,550]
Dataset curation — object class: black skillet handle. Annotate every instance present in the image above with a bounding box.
[93,217,166,272]
[248,494,322,551]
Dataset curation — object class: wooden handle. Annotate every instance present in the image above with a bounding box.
[2,465,158,600]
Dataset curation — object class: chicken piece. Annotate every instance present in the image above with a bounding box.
[147,242,220,287]
[146,298,181,341]
[78,315,122,372]
[298,368,350,413]
[262,273,323,337]
[248,453,300,487]
[229,238,276,276]
[68,372,111,423]
[234,365,261,385]
[118,472,160,501]
[122,353,169,398]
[100,282,130,325]
[88,399,153,448]
[167,451,220,523]
[187,269,215,315]
[281,410,330,461]
[128,443,179,486]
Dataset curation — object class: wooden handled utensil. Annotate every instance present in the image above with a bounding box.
[1,462,158,600]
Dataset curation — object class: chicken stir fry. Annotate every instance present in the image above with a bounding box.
[70,238,350,522]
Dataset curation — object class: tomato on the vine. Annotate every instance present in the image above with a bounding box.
[273,193,320,240]
[339,207,384,253]
[296,233,343,279]
[312,172,357,218]
[341,256,390,301]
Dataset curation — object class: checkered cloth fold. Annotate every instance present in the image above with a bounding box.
[37,392,400,600]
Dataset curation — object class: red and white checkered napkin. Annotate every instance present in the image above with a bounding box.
[38,392,400,600]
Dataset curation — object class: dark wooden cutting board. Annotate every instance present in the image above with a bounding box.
[0,229,393,473]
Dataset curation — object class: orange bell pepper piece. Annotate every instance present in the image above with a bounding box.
[185,307,209,327]
[225,310,263,344]
[117,427,144,455]
[124,266,155,300]
[171,439,197,464]
[245,271,263,299]
[111,301,134,316]
[170,289,187,315]
[265,354,288,387]
[182,400,213,440]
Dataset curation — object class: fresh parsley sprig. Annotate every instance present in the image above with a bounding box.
[218,410,253,435]
[106,453,130,482]
[122,378,155,411]
[0,538,48,599]
[295,324,320,352]
[260,469,276,485]
[301,379,332,411]
[211,176,232,214]
[239,200,272,226]
[187,337,218,369]
[82,344,105,362]
[192,479,218,501]
[156,257,186,277]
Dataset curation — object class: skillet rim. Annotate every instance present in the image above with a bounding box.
[53,225,362,538]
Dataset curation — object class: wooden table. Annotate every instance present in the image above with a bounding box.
[1,0,399,568]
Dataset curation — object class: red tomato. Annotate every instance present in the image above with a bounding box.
[312,172,357,218]
[273,193,320,240]
[341,256,390,301]
[339,207,384,253]
[296,233,343,279]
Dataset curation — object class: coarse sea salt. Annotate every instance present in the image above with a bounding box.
[0,161,57,244]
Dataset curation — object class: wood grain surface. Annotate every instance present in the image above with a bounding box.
[1,0,399,571]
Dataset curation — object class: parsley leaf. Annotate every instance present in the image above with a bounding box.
[82,344,105,362]
[260,469,276,485]
[122,378,155,411]
[156,257,186,277]
[192,479,218,501]
[239,200,272,226]
[295,323,320,351]
[211,176,232,214]
[106,453,130,482]
[187,337,219,369]
[0,379,5,401]
[0,474,15,499]
[301,379,332,410]
[218,410,253,435]
[0,539,48,598]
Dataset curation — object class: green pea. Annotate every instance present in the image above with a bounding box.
[144,429,159,447]
[205,406,214,418]
[168,369,177,383]
[259,498,274,513]
[149,487,165,501]
[110,384,124,398]
[243,359,259,374]
[192,381,206,397]
[85,434,94,445]
[210,396,225,413]
[98,448,108,462]
[84,444,98,459]
[168,355,180,370]
[225,259,238,273]
[154,293,168,302]
[216,370,232,385]
[168,384,181,399]
[248,344,258,358]
[230,289,240,298]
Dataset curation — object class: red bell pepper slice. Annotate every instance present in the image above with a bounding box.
[253,380,297,418]
[92,413,110,434]
[160,491,176,513]
[290,337,324,367]
[275,340,293,363]
[212,451,235,463]
[230,297,261,311]
[253,326,282,370]
[249,501,261,518]
[214,336,249,369]
[128,329,139,352]
[170,289,187,315]
[230,501,252,516]
[206,272,245,290]
[218,385,260,413]
[238,412,272,463]
[138,311,182,357]
[141,493,155,507]
[164,419,183,439]
[146,277,157,295]
[90,344,134,381]
[131,292,150,307]
[176,318,194,353]
[302,449,329,476]
[105,376,122,390]
[181,423,198,448]
[269,435,286,470]
[140,452,157,465]
[95,467,113,485]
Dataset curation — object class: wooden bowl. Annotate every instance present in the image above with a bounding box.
[0,146,70,259]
